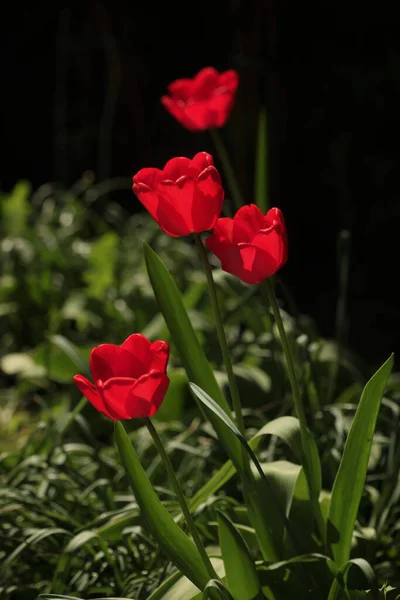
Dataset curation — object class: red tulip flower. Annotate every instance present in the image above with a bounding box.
[161,67,239,131]
[206,205,288,285]
[73,334,170,420]
[132,152,224,237]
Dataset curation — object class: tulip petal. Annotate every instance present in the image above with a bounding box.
[209,218,234,242]
[121,333,151,369]
[149,340,170,372]
[73,374,119,420]
[192,67,220,99]
[239,243,279,284]
[127,371,170,418]
[157,179,196,233]
[99,377,137,420]
[161,96,199,131]
[167,77,193,98]
[219,70,239,94]
[206,235,250,283]
[191,166,224,232]
[232,204,268,244]
[90,345,146,382]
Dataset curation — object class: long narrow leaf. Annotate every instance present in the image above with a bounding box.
[217,511,263,600]
[115,421,210,591]
[328,354,394,566]
[144,243,243,469]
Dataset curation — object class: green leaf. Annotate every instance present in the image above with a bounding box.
[147,557,225,600]
[190,383,299,558]
[84,231,119,298]
[115,421,210,591]
[328,354,394,566]
[254,106,269,213]
[188,416,305,516]
[48,334,91,379]
[144,243,243,469]
[203,579,235,600]
[1,180,31,234]
[217,511,262,600]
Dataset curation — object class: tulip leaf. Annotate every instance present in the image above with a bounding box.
[114,421,210,591]
[254,106,269,213]
[328,354,394,566]
[144,242,243,470]
[217,510,263,600]
[188,416,304,516]
[147,557,225,600]
[190,382,300,557]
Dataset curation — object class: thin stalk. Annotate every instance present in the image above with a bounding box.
[195,235,245,437]
[209,128,244,212]
[265,279,326,544]
[145,418,218,581]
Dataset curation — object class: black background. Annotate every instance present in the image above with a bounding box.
[1,2,399,368]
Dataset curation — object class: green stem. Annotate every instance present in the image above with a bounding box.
[195,235,245,437]
[265,279,326,544]
[209,128,244,212]
[145,418,218,581]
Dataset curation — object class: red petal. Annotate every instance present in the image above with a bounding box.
[192,151,214,172]
[127,371,170,418]
[133,167,164,189]
[161,95,199,131]
[121,333,151,369]
[251,228,288,270]
[209,218,234,242]
[132,178,161,225]
[233,204,268,243]
[239,243,281,283]
[191,167,224,232]
[206,234,249,282]
[149,341,170,372]
[167,77,193,99]
[90,345,146,382]
[163,156,196,180]
[99,377,136,420]
[218,70,239,94]
[73,374,118,420]
[192,67,220,99]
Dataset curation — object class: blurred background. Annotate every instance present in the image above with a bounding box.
[1,1,399,367]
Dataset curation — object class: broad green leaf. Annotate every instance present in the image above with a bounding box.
[144,243,243,470]
[254,106,269,212]
[217,511,262,600]
[115,421,210,591]
[328,354,394,566]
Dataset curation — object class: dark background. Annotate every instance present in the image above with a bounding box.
[1,2,399,368]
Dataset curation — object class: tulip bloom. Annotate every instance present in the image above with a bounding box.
[161,67,239,131]
[73,334,170,420]
[206,205,288,285]
[132,152,224,237]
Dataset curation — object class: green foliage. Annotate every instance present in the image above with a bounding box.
[1,178,400,599]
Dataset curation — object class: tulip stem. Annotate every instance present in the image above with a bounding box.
[144,418,219,581]
[265,279,326,545]
[195,235,246,437]
[209,128,244,212]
